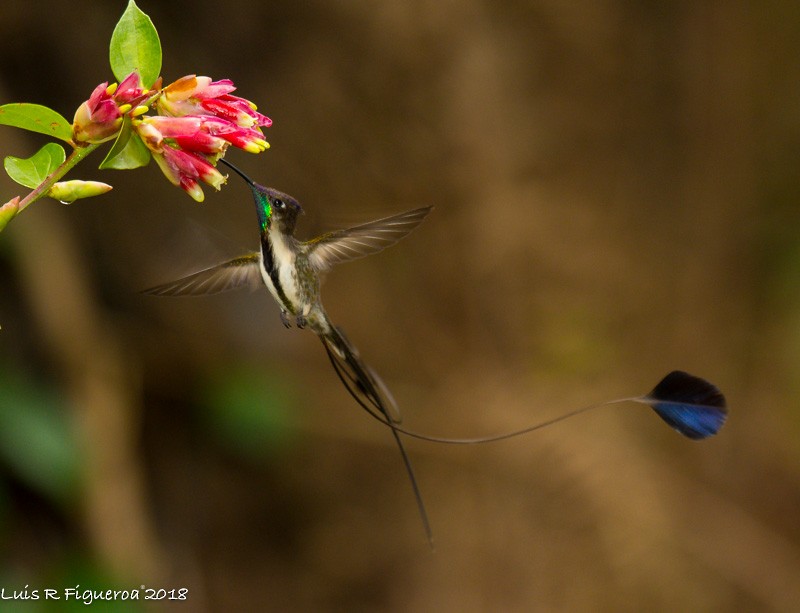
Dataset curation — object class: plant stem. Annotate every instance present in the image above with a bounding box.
[17,144,100,214]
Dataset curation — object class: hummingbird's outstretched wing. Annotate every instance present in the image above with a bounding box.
[305,206,433,272]
[141,253,262,296]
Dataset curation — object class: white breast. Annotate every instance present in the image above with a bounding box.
[260,230,301,312]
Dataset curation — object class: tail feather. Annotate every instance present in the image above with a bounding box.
[322,326,401,423]
[320,325,433,546]
[644,370,727,439]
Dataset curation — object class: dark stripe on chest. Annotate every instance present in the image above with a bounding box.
[261,235,293,312]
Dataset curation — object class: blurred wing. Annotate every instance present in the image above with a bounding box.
[141,253,262,296]
[305,206,432,271]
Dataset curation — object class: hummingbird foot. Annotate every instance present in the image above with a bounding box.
[280,310,292,328]
[296,314,307,329]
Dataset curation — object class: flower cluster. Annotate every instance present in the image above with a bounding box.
[72,72,148,144]
[72,72,271,202]
[137,76,271,201]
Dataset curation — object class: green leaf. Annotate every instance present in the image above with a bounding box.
[4,142,66,189]
[99,116,151,169]
[109,0,162,88]
[0,103,72,142]
[0,198,19,233]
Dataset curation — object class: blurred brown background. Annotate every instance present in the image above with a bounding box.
[1,1,799,611]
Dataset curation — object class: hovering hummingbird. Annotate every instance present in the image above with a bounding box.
[144,159,436,542]
[145,159,728,547]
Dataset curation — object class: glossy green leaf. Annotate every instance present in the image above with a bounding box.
[0,103,72,142]
[99,117,151,169]
[109,0,162,88]
[4,142,66,189]
[0,198,19,233]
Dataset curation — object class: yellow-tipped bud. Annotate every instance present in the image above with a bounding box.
[185,182,205,202]
[106,82,119,96]
[131,105,150,117]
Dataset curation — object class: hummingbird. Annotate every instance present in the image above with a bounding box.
[144,159,436,543]
[145,160,729,547]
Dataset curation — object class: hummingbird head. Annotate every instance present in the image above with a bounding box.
[218,158,303,235]
[261,186,303,235]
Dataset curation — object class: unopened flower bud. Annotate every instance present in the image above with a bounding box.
[48,180,113,203]
[0,197,20,232]
[72,71,148,145]
[73,89,123,144]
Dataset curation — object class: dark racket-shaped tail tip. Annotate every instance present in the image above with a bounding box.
[641,371,728,439]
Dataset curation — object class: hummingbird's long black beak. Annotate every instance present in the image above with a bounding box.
[219,158,258,189]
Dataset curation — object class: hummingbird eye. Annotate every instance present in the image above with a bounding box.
[273,198,284,209]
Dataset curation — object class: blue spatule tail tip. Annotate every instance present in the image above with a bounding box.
[645,371,728,439]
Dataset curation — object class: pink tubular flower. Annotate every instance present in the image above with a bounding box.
[138,115,268,155]
[134,115,225,202]
[151,146,225,203]
[73,72,147,145]
[157,76,272,130]
[72,82,122,144]
[112,71,147,103]
[196,116,269,153]
[134,113,268,201]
